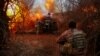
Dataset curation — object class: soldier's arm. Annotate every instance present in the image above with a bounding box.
[56,30,68,43]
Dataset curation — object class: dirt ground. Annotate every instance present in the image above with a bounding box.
[0,34,60,56]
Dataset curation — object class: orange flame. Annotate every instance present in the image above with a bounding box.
[45,0,54,12]
[35,12,43,19]
[35,9,43,20]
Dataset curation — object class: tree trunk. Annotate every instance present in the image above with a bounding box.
[0,0,10,49]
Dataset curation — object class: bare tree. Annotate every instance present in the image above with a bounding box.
[8,0,34,32]
[55,0,100,56]
[0,0,10,48]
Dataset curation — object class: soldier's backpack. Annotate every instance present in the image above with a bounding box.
[72,32,86,49]
[71,31,87,56]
